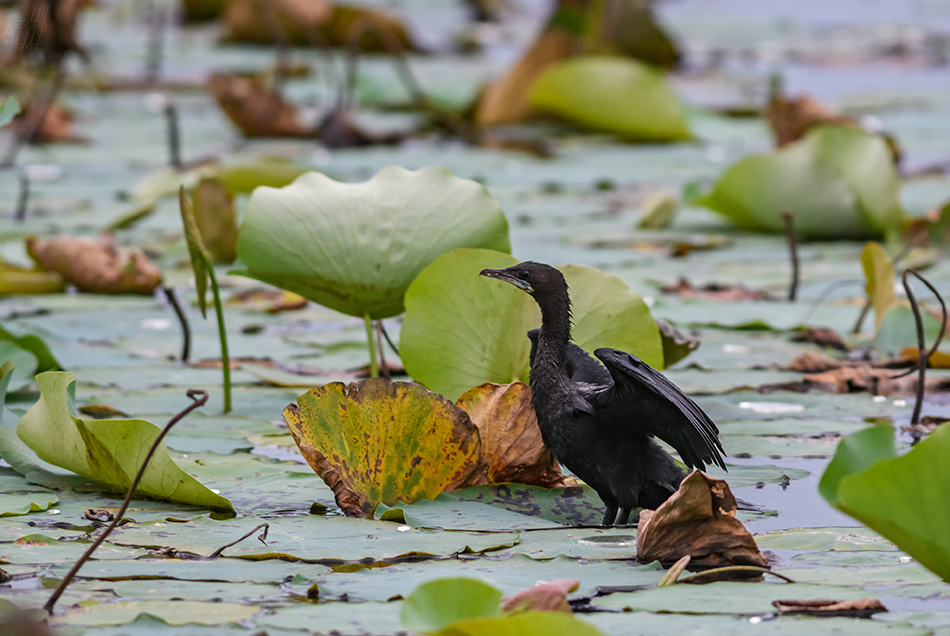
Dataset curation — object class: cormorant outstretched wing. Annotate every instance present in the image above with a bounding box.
[591,348,726,471]
[527,329,613,386]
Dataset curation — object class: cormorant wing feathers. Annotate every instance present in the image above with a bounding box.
[591,348,727,471]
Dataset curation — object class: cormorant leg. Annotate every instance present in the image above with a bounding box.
[616,507,632,525]
[601,504,618,526]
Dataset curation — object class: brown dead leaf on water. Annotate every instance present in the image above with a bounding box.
[209,73,310,138]
[26,236,162,295]
[636,471,767,570]
[456,382,575,488]
[659,277,767,302]
[772,598,886,618]
[14,103,85,144]
[790,327,847,351]
[501,578,579,613]
[768,94,856,148]
[802,365,950,395]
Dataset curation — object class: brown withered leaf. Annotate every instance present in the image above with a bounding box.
[786,352,850,373]
[767,94,856,147]
[26,236,162,295]
[802,365,950,396]
[636,471,767,570]
[790,327,847,351]
[501,579,579,614]
[456,382,574,488]
[659,277,767,301]
[192,178,238,264]
[14,103,85,144]
[772,598,886,618]
[77,403,130,419]
[223,0,415,51]
[284,379,487,518]
[84,508,113,523]
[228,289,308,313]
[209,72,310,138]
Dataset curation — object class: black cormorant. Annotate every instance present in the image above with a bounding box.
[482,261,726,525]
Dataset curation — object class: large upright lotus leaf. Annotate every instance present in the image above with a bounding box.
[401,578,502,632]
[284,379,486,517]
[0,323,60,373]
[234,166,512,319]
[401,249,535,402]
[821,424,950,581]
[401,249,664,400]
[16,372,234,514]
[697,126,903,239]
[528,56,691,142]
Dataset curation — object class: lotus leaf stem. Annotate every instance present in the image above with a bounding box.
[675,565,795,585]
[163,286,190,362]
[206,255,232,412]
[364,313,379,378]
[375,321,391,380]
[44,390,209,615]
[899,269,946,425]
[14,169,28,222]
[164,101,181,169]
[781,210,799,302]
[208,522,269,558]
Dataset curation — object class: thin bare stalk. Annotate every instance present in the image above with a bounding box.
[208,523,269,558]
[256,0,292,94]
[379,319,399,357]
[44,390,209,615]
[657,555,690,586]
[14,169,29,222]
[675,566,795,584]
[164,101,182,169]
[363,313,379,378]
[375,321,390,380]
[782,210,799,302]
[899,269,947,425]
[144,0,166,85]
[206,256,232,412]
[163,286,191,362]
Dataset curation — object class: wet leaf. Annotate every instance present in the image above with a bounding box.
[528,56,691,141]
[192,177,238,264]
[26,236,162,295]
[772,597,887,617]
[696,126,904,239]
[862,242,896,332]
[51,600,260,627]
[16,372,234,514]
[455,382,570,488]
[235,166,510,320]
[821,424,950,581]
[439,611,607,636]
[284,379,486,517]
[401,578,502,632]
[0,323,60,373]
[635,471,767,569]
[401,249,662,401]
[501,578,578,613]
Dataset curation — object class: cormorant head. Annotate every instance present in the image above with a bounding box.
[479,261,566,298]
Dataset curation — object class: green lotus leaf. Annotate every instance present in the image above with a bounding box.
[401,578,502,632]
[16,371,234,514]
[234,166,511,320]
[528,56,691,142]
[0,323,60,373]
[821,424,950,582]
[696,126,904,239]
[437,611,607,636]
[0,340,37,389]
[284,379,485,517]
[0,96,21,128]
[400,248,663,401]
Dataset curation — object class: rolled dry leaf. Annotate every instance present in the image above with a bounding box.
[772,597,886,618]
[456,382,575,488]
[14,103,86,145]
[26,236,162,295]
[789,327,847,351]
[768,95,856,147]
[209,73,310,138]
[636,470,767,569]
[501,578,579,613]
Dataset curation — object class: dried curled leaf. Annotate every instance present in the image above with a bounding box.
[14,103,85,144]
[209,73,309,138]
[790,327,847,351]
[501,578,579,613]
[636,471,767,569]
[284,379,487,518]
[768,94,856,148]
[659,277,766,301]
[772,598,886,618]
[456,382,573,488]
[26,236,162,295]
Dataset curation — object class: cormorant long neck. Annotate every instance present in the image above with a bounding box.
[531,282,572,382]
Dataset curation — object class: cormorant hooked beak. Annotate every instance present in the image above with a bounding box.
[479,267,533,293]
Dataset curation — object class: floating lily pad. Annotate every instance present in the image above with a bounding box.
[696,126,903,239]
[401,249,662,400]
[284,379,485,517]
[401,578,502,632]
[234,166,511,320]
[528,56,691,142]
[16,372,234,515]
[820,424,950,582]
[50,599,260,627]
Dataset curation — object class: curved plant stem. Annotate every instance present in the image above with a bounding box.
[206,256,232,412]
[164,101,182,169]
[163,286,191,362]
[898,269,947,425]
[379,319,400,357]
[15,169,29,222]
[675,565,795,585]
[657,555,691,586]
[43,390,209,615]
[208,522,269,558]
[364,313,379,378]
[375,321,390,380]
